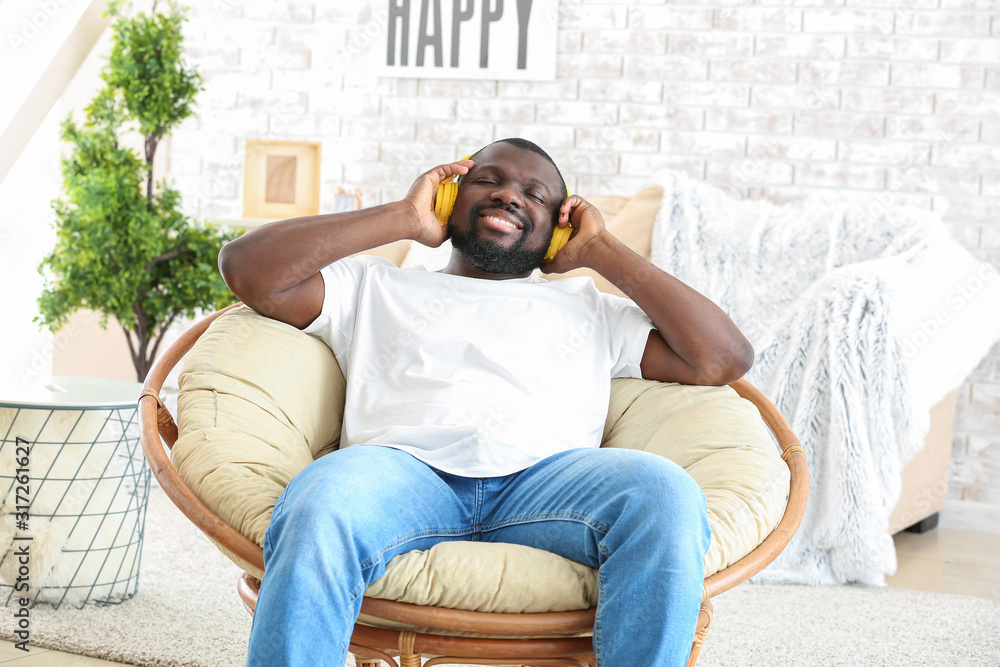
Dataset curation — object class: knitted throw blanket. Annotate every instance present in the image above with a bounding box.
[649,170,946,586]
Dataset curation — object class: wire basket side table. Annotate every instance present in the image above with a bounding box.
[0,376,149,609]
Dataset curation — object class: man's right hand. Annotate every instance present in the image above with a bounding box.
[404,158,475,247]
[220,157,477,330]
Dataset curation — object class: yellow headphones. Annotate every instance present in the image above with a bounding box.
[435,156,572,261]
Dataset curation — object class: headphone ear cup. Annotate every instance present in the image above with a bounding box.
[436,180,459,225]
[544,225,572,261]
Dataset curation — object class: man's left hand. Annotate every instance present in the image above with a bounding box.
[539,195,609,274]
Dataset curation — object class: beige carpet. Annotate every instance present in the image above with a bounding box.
[3,483,999,667]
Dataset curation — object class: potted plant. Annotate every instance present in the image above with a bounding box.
[36,0,237,381]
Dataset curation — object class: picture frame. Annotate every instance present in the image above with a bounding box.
[242,139,321,220]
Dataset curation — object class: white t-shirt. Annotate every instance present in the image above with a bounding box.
[302,255,654,477]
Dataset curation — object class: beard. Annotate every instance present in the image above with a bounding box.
[448,203,549,275]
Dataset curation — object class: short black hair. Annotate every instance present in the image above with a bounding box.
[469,137,568,197]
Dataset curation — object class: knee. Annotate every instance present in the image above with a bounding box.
[606,450,705,505]
[602,451,710,538]
[263,452,380,567]
[649,457,708,521]
[278,446,407,514]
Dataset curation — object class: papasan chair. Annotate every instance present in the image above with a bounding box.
[139,302,807,667]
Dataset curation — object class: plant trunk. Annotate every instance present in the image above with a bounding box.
[123,327,163,381]
[124,301,150,381]
[144,133,158,207]
[123,307,181,381]
[136,346,154,382]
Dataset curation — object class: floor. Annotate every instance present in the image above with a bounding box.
[886,527,1000,600]
[3,513,1000,666]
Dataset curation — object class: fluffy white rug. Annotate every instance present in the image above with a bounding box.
[648,169,1000,585]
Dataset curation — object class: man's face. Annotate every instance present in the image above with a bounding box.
[446,143,563,275]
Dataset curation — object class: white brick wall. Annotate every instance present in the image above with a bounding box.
[168,0,1000,507]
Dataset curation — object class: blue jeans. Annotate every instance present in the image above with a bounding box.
[247,445,711,666]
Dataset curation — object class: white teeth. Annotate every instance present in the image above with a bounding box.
[486,215,517,230]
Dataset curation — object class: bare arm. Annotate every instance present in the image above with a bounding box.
[542,197,753,386]
[218,160,473,329]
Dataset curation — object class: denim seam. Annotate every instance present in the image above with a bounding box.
[262,492,288,561]
[477,511,610,535]
[473,478,485,539]
[336,638,350,667]
[349,580,367,603]
[594,565,606,665]
[349,526,477,602]
[357,525,480,570]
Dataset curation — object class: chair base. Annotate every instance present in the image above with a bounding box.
[236,572,712,667]
[238,573,711,667]
[358,661,593,667]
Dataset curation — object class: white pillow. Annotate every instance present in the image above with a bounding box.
[879,220,1000,412]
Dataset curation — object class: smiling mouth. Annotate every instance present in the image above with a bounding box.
[482,214,521,231]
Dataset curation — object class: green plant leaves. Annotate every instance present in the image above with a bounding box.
[104,2,202,143]
[37,1,238,380]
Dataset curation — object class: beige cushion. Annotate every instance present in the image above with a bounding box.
[364,541,597,613]
[172,305,789,614]
[351,239,410,266]
[603,379,789,577]
[173,306,344,576]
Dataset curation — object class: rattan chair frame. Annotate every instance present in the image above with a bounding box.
[139,304,808,667]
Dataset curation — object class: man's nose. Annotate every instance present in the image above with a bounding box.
[490,184,523,208]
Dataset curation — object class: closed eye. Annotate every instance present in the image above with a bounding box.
[471,173,547,204]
